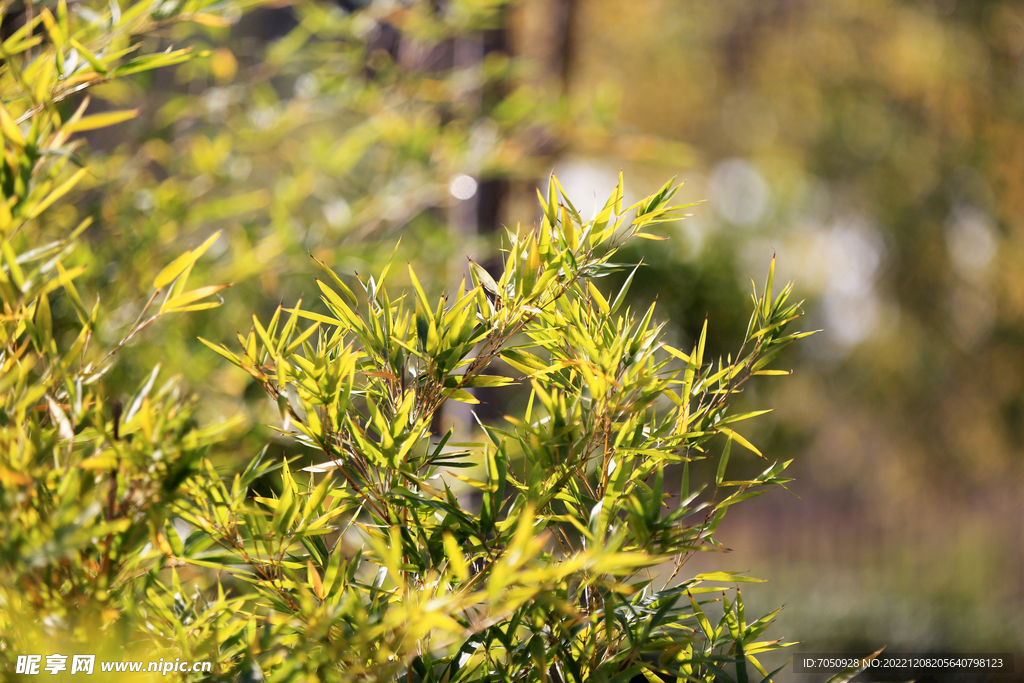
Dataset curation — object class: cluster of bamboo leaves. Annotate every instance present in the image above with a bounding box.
[186,173,812,682]
[0,0,813,679]
[0,0,252,673]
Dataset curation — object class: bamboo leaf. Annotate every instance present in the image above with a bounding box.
[716,427,764,458]
[62,109,139,133]
[160,284,231,312]
[153,232,221,290]
[0,102,26,146]
[69,39,109,75]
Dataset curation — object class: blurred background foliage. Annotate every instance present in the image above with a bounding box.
[555,0,1024,662]
[18,0,1024,671]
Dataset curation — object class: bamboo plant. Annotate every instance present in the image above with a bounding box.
[184,174,812,681]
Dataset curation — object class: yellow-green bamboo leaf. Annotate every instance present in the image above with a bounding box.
[716,427,763,458]
[153,231,221,289]
[69,39,109,75]
[28,168,88,219]
[62,109,138,134]
[161,284,230,312]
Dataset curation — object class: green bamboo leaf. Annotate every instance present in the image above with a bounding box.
[719,409,774,426]
[34,292,52,351]
[274,473,296,534]
[153,231,221,290]
[0,102,26,147]
[717,427,763,458]
[113,48,193,76]
[455,374,515,388]
[160,283,230,312]
[125,364,161,424]
[468,258,501,300]
[408,264,433,314]
[695,571,767,584]
[303,475,332,520]
[762,255,776,321]
[695,318,707,369]
[588,280,610,314]
[311,255,358,306]
[69,39,109,74]
[716,435,732,487]
[62,109,138,133]
[27,168,88,218]
[198,337,243,367]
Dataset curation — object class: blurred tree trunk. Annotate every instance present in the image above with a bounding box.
[453,0,578,242]
[501,0,577,230]
[443,0,577,433]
